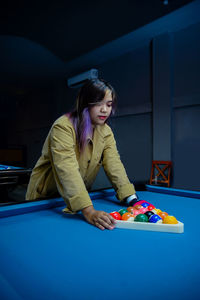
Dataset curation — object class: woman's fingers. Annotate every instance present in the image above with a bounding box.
[96,213,115,230]
[94,221,105,231]
[83,208,116,230]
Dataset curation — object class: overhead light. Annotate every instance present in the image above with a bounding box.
[67,69,98,88]
[163,0,168,5]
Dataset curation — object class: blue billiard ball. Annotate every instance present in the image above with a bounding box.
[141,203,149,208]
[149,214,162,223]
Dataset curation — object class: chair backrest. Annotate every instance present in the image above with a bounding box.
[150,160,172,187]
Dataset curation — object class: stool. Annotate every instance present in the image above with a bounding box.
[150,161,172,187]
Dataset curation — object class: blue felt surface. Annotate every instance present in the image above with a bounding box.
[146,184,200,198]
[0,190,200,300]
[0,164,23,170]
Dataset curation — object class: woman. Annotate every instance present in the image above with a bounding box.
[26,79,137,230]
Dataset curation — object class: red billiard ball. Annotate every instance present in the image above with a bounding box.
[148,204,155,211]
[110,211,121,220]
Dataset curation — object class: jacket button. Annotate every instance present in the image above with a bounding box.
[88,160,90,164]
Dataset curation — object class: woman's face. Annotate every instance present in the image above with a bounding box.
[89,90,113,126]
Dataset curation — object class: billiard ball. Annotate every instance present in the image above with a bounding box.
[133,200,150,207]
[110,211,121,220]
[134,214,149,222]
[133,205,143,210]
[153,208,162,214]
[141,203,149,208]
[139,207,148,214]
[122,212,135,221]
[118,208,128,216]
[158,211,168,220]
[133,210,140,216]
[144,211,155,219]
[148,204,155,211]
[127,206,135,214]
[163,215,178,224]
[149,214,162,223]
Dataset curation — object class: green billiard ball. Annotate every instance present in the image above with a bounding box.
[134,214,149,222]
[118,208,128,216]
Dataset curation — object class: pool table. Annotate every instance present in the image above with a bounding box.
[0,164,32,183]
[0,185,200,300]
[0,164,32,203]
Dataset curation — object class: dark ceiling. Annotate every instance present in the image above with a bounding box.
[0,0,194,63]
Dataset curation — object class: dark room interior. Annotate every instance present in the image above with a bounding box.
[1,1,200,299]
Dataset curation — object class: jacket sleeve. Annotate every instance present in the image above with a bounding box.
[50,122,92,213]
[102,128,135,201]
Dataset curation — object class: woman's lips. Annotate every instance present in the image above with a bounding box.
[98,116,107,120]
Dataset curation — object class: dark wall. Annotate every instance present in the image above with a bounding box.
[99,46,151,108]
[0,36,67,167]
[172,23,200,190]
[91,22,200,191]
[173,23,200,97]
[0,20,200,191]
[91,46,152,189]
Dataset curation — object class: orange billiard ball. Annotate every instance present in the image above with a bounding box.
[158,211,168,220]
[134,205,143,210]
[122,212,134,221]
[127,207,135,214]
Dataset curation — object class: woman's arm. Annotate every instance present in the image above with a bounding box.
[50,121,116,229]
[50,122,93,212]
[102,127,136,202]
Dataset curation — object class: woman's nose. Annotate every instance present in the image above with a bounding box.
[100,104,107,112]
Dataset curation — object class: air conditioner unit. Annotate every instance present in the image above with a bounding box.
[67,69,98,88]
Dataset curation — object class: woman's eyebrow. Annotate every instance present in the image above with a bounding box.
[88,100,113,105]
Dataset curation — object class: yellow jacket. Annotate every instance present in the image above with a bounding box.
[26,115,135,213]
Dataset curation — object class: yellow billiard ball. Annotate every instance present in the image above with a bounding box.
[153,208,162,214]
[163,215,178,224]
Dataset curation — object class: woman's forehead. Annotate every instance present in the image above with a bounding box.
[88,89,113,105]
[102,89,112,101]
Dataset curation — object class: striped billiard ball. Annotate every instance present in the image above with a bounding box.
[149,214,162,223]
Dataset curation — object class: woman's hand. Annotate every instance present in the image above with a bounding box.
[82,206,116,230]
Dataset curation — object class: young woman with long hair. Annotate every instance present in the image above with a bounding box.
[26,79,137,230]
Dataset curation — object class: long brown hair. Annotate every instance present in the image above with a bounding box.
[68,79,117,152]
